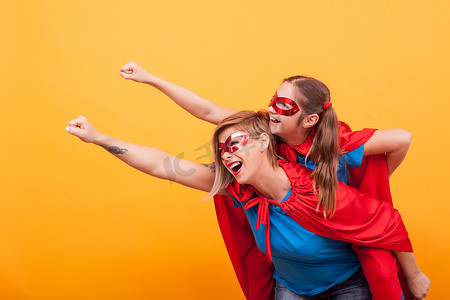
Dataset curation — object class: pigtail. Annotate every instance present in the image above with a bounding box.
[308,106,339,218]
[285,76,340,219]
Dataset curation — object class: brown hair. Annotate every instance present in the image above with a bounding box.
[206,110,279,198]
[283,76,340,219]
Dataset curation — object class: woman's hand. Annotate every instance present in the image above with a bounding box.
[66,115,101,144]
[119,61,151,83]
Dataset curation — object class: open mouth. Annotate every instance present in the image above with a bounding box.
[270,116,280,123]
[228,161,243,175]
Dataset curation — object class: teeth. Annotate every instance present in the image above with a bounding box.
[270,117,280,123]
[229,162,241,169]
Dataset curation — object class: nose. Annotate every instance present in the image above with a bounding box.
[221,151,232,160]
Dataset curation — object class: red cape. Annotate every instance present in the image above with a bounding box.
[213,122,414,300]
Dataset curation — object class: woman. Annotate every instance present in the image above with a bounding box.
[118,62,429,299]
[66,111,427,299]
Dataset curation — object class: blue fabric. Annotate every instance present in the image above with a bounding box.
[296,144,364,184]
[227,189,361,295]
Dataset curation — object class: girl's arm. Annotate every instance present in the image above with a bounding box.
[394,251,430,299]
[66,115,219,193]
[362,129,412,176]
[364,130,431,297]
[119,61,238,125]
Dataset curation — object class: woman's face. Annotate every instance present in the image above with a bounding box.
[268,82,308,145]
[218,126,263,185]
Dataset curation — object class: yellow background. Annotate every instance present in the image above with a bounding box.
[2,0,449,299]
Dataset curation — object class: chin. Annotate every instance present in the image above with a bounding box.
[269,125,284,138]
[234,173,249,185]
[269,122,277,132]
[269,127,281,137]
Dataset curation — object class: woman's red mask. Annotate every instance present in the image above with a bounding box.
[219,131,250,157]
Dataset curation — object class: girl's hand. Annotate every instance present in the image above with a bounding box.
[66,115,100,144]
[406,271,430,300]
[119,61,150,83]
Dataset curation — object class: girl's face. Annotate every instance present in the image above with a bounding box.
[218,127,263,185]
[268,82,308,145]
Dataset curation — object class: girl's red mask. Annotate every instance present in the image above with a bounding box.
[268,92,300,116]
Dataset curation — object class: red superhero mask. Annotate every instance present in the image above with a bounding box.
[268,92,300,116]
[219,131,250,157]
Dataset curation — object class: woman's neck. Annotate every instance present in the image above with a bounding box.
[248,163,291,203]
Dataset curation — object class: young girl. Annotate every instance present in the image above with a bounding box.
[118,61,430,299]
[66,111,428,299]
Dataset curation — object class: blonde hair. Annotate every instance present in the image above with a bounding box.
[206,110,279,198]
[283,76,340,219]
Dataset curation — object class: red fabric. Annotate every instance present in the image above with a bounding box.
[213,122,414,300]
[225,160,413,256]
[213,195,275,300]
[275,121,376,158]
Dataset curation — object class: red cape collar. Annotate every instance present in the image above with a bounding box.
[275,121,377,164]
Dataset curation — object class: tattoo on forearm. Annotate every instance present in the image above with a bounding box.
[101,145,128,155]
[203,163,216,174]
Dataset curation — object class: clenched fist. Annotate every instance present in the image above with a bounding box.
[66,115,100,144]
[119,61,151,83]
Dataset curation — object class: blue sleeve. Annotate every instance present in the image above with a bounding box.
[341,144,365,168]
[337,144,365,183]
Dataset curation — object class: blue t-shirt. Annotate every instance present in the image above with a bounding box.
[227,189,361,295]
[297,144,365,183]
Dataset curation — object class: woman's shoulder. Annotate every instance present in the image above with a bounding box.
[278,159,314,188]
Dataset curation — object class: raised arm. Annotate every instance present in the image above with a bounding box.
[119,61,238,125]
[66,115,219,193]
[362,129,412,177]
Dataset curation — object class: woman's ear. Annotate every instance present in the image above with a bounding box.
[302,114,319,129]
[258,133,270,151]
